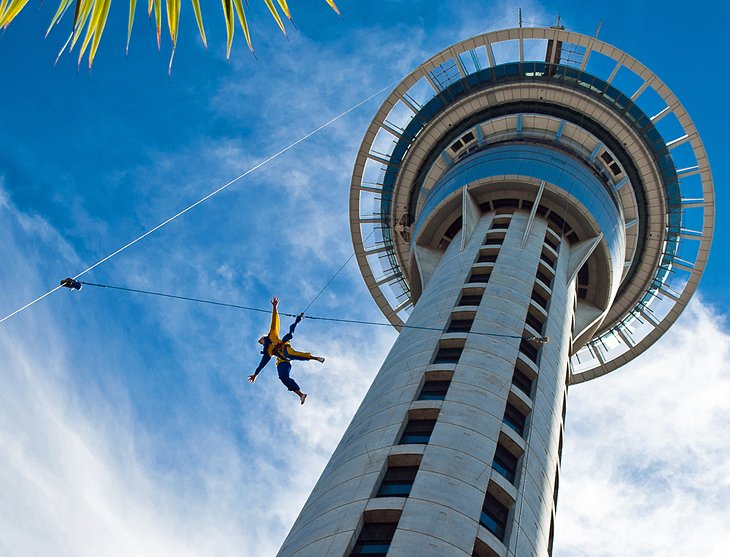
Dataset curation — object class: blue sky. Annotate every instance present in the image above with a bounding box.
[1,1,729,556]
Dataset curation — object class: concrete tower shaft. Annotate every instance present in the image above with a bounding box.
[278,26,714,557]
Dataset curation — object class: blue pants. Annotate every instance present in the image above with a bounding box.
[277,361,301,391]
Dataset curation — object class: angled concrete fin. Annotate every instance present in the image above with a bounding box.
[414,244,443,291]
[572,299,607,351]
[566,234,603,285]
[460,187,481,252]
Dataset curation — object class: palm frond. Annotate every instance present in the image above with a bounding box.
[7,0,340,68]
[190,0,207,49]
[126,0,137,54]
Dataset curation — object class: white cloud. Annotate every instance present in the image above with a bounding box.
[556,298,730,556]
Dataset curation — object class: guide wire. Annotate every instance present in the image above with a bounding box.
[0,81,398,325]
[77,280,531,341]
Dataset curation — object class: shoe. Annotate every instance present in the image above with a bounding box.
[300,393,307,405]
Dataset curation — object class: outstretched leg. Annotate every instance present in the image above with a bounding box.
[284,346,325,363]
[277,361,307,404]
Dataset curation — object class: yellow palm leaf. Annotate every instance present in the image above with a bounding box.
[70,0,94,51]
[233,0,253,53]
[221,0,234,60]
[276,0,291,21]
[76,0,101,66]
[166,0,181,74]
[0,0,8,18]
[45,0,74,37]
[147,0,152,16]
[154,0,161,48]
[324,0,340,16]
[88,0,111,68]
[262,0,286,36]
[0,0,30,28]
[126,0,137,54]
[190,0,207,49]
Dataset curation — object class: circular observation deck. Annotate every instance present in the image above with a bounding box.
[349,27,714,383]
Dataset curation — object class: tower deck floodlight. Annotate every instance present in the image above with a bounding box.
[278,26,713,557]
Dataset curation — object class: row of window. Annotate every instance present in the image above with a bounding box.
[352,216,564,556]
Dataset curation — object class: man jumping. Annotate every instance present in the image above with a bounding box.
[248,297,325,404]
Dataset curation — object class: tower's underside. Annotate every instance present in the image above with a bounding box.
[278,27,713,557]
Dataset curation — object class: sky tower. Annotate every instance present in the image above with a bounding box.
[277,25,714,557]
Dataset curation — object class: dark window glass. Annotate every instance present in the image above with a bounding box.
[480,493,509,541]
[491,220,509,230]
[377,466,419,497]
[476,253,498,264]
[544,234,560,251]
[418,380,451,401]
[350,522,398,557]
[450,140,464,153]
[503,402,527,436]
[540,251,556,268]
[525,311,544,334]
[484,234,504,246]
[600,151,613,164]
[469,271,491,283]
[553,468,559,506]
[512,367,533,397]
[610,162,622,175]
[492,445,519,483]
[531,289,549,310]
[458,293,483,306]
[447,318,473,333]
[462,131,475,143]
[547,516,555,556]
[399,419,436,444]
[536,268,553,287]
[558,430,564,461]
[433,346,463,364]
[519,338,539,363]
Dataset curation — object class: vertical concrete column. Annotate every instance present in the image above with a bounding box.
[278,210,576,557]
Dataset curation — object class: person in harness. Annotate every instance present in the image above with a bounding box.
[248,297,325,405]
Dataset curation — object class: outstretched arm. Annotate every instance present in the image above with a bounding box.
[249,353,272,383]
[268,297,280,341]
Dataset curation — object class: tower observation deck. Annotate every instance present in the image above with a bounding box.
[277,26,714,557]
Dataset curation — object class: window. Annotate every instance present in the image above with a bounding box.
[476,252,498,264]
[484,233,504,246]
[531,289,549,311]
[525,311,544,335]
[519,338,539,363]
[511,366,533,397]
[469,269,492,283]
[540,250,556,269]
[377,465,419,497]
[492,444,519,483]
[472,538,500,557]
[535,267,553,287]
[447,317,474,333]
[544,233,560,251]
[399,419,436,444]
[458,292,483,306]
[480,492,509,541]
[350,522,398,557]
[553,467,559,506]
[418,380,451,401]
[503,402,527,437]
[547,515,555,556]
[490,219,510,230]
[433,345,463,364]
